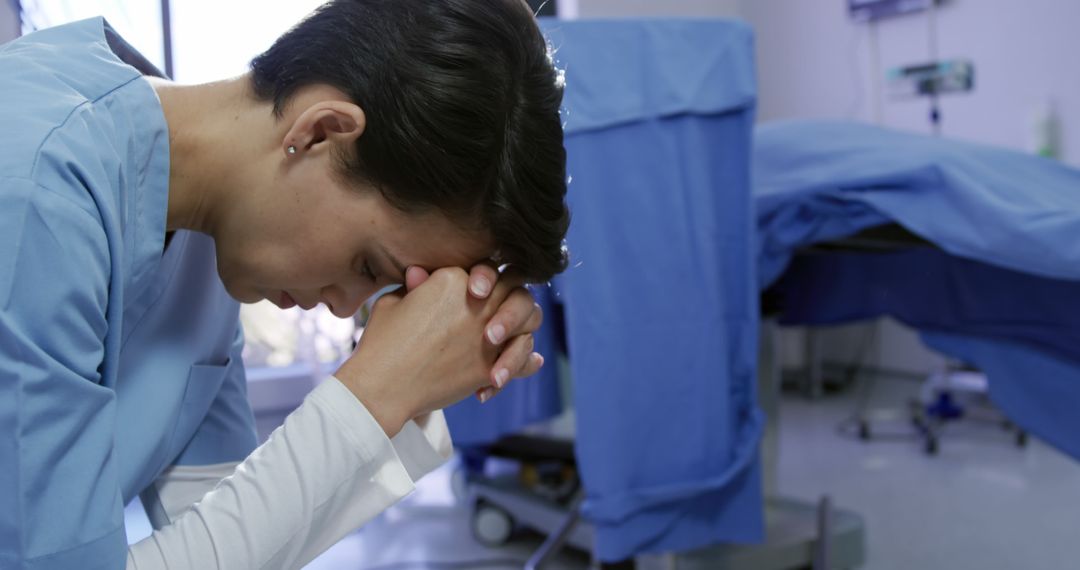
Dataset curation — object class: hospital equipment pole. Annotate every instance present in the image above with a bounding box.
[160,0,173,78]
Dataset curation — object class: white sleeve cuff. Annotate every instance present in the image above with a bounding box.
[320,376,453,482]
[391,411,454,483]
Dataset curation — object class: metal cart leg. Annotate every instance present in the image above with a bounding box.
[814,495,832,570]
[524,493,585,570]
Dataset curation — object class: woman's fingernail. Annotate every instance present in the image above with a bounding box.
[495,369,510,388]
[533,353,545,367]
[479,389,493,403]
[470,277,491,297]
[487,324,506,344]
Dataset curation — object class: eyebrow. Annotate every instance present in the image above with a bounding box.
[376,242,407,283]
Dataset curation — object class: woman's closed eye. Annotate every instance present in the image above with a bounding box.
[360,260,377,281]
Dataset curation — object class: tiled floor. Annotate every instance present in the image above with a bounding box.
[127,376,1080,569]
[774,376,1080,570]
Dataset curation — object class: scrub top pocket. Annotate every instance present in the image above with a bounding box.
[163,360,231,469]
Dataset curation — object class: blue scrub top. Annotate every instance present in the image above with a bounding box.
[0,19,257,569]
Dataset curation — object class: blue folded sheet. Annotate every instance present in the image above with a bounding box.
[446,18,764,561]
[757,120,1080,461]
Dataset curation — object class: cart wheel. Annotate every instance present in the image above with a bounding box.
[858,420,871,441]
[471,502,514,547]
[925,437,939,456]
[1016,431,1029,448]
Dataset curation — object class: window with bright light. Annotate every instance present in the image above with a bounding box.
[170,0,325,83]
[17,1,329,83]
[18,0,164,69]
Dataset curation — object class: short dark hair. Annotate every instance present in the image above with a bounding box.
[251,0,569,283]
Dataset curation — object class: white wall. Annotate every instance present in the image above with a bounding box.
[742,0,1080,165]
[740,0,871,124]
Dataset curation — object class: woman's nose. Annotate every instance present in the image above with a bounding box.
[321,283,372,318]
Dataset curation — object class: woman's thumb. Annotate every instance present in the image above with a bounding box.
[405,265,430,292]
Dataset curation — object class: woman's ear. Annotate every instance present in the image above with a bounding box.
[282,101,366,157]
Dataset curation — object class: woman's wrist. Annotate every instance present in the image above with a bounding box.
[335,370,410,439]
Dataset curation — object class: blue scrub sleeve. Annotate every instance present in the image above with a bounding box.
[172,326,259,466]
[0,178,128,569]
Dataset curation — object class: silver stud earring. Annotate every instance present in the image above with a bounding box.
[287,145,297,155]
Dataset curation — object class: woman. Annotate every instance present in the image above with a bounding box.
[0,0,569,568]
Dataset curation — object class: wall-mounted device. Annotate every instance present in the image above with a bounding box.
[886,59,974,98]
[849,0,941,22]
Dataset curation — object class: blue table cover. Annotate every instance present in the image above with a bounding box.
[756,120,1080,288]
[769,248,1080,459]
[756,120,1080,461]
[446,18,764,561]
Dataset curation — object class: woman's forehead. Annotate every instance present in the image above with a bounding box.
[379,209,494,269]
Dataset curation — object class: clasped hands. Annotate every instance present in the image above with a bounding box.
[335,263,544,438]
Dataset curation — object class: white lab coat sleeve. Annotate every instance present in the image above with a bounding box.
[126,376,453,570]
